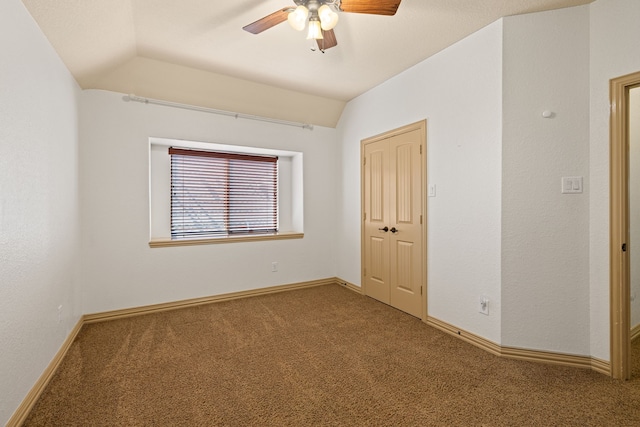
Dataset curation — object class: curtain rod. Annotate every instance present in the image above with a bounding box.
[122,94,314,131]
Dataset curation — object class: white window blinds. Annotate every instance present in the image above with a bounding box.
[169,148,278,239]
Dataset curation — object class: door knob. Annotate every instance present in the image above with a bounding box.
[378,226,389,232]
[390,227,398,233]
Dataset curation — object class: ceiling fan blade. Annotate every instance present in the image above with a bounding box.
[317,29,338,51]
[338,0,402,16]
[243,8,291,34]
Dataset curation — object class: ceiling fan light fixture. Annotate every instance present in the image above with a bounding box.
[306,19,323,40]
[244,0,404,50]
[287,5,309,31]
[318,5,339,31]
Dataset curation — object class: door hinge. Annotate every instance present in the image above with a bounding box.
[623,243,627,252]
[364,212,367,221]
[420,145,422,155]
[364,268,367,277]
[421,286,423,295]
[364,157,366,166]
[420,215,423,225]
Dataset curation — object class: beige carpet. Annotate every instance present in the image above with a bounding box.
[24,284,640,426]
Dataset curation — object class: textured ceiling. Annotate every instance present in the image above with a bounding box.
[22,0,593,127]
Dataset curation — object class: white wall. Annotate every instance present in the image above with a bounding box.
[336,21,504,343]
[0,1,81,424]
[630,87,640,330]
[78,90,339,314]
[589,0,640,361]
[501,7,590,355]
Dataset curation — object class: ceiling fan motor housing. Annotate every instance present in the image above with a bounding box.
[293,0,338,12]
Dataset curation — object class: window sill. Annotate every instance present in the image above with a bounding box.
[149,232,304,248]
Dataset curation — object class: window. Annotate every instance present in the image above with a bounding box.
[148,137,303,247]
[169,148,278,239]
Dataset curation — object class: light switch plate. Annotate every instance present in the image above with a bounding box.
[561,176,583,194]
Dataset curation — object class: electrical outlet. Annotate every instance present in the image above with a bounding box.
[479,297,489,315]
[271,262,278,272]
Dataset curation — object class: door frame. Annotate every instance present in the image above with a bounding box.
[610,70,640,380]
[360,120,428,320]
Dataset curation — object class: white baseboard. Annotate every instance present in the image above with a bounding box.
[426,315,611,376]
[84,278,337,323]
[6,319,84,427]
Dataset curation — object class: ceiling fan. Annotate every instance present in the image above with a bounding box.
[243,0,402,52]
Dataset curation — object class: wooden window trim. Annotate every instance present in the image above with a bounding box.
[149,231,304,248]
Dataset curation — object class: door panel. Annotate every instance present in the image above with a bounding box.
[389,130,423,317]
[369,236,387,282]
[369,150,385,222]
[363,140,390,304]
[395,240,413,291]
[395,143,413,223]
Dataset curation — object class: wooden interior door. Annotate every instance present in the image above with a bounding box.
[362,122,425,318]
[363,139,391,304]
[388,129,423,317]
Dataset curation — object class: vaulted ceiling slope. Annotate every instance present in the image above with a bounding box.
[22,0,592,128]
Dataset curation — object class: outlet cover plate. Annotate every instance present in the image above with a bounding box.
[479,297,489,315]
